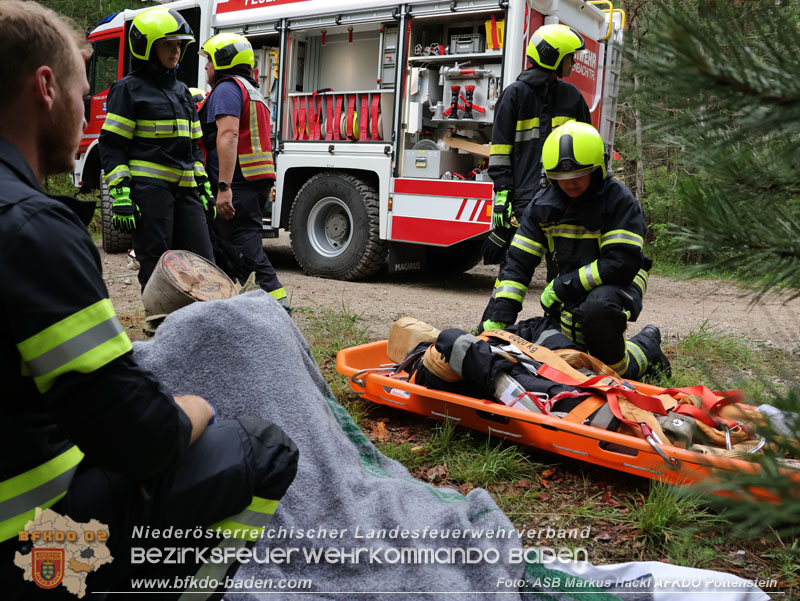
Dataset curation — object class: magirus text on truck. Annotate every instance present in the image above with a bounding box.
[76,0,624,280]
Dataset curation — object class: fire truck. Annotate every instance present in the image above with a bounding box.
[77,0,625,280]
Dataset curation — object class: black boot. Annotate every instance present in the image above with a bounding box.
[639,325,672,378]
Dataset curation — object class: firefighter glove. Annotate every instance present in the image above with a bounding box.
[540,281,562,320]
[492,190,514,229]
[110,185,138,233]
[198,179,217,220]
[481,319,508,333]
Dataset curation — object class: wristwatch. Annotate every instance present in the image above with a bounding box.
[218,181,230,192]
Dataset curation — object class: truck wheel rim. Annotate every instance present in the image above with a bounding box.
[307,196,353,258]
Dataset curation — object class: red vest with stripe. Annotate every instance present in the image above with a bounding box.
[215,75,276,182]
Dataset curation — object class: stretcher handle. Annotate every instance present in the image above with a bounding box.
[351,366,398,386]
[747,435,767,454]
[641,423,681,470]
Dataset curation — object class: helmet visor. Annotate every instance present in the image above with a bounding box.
[546,165,597,180]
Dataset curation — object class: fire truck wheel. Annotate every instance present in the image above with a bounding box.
[289,172,387,280]
[100,171,133,254]
[425,238,484,274]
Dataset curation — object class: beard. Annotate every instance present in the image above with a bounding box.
[40,89,83,177]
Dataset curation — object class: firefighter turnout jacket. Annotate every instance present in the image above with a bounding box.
[100,65,208,188]
[489,177,649,327]
[488,68,591,216]
[0,137,193,543]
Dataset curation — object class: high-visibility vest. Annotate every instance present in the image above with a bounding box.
[218,75,276,182]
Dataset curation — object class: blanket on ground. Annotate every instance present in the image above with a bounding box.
[132,292,768,601]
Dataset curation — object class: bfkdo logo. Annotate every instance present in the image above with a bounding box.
[14,508,114,598]
[32,549,65,589]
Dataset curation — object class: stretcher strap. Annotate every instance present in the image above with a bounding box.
[325,95,334,140]
[333,95,343,141]
[370,94,381,140]
[360,94,369,141]
[563,397,605,424]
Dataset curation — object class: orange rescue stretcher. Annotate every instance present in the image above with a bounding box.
[336,340,800,495]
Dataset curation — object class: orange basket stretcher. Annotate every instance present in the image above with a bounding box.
[336,340,799,493]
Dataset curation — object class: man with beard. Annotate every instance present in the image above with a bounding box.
[480,121,670,380]
[0,3,298,597]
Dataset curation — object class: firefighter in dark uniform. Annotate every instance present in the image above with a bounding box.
[482,24,591,273]
[0,3,298,597]
[480,121,670,380]
[481,24,592,324]
[100,7,216,290]
[198,33,289,310]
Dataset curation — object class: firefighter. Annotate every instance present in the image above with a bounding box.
[99,7,216,291]
[198,33,289,310]
[482,24,592,320]
[0,3,298,597]
[480,121,670,380]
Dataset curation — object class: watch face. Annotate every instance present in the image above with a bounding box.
[218,181,229,191]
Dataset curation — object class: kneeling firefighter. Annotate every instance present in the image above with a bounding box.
[480,121,670,380]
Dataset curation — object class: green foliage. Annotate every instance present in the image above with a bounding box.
[625,482,725,549]
[629,0,800,296]
[377,441,428,471]
[42,173,77,196]
[39,0,155,31]
[299,301,371,422]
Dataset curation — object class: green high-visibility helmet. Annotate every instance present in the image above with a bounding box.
[129,7,195,62]
[200,33,254,71]
[526,24,585,71]
[542,121,606,181]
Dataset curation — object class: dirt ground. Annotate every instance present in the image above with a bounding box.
[102,233,800,351]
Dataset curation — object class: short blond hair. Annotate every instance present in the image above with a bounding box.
[0,1,92,110]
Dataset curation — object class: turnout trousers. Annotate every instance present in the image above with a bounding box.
[3,417,298,601]
[132,181,215,290]
[213,181,283,296]
[561,284,661,380]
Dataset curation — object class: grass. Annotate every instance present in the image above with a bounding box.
[294,300,800,589]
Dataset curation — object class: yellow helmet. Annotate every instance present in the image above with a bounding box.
[526,24,585,71]
[200,33,254,71]
[542,121,606,181]
[129,7,194,62]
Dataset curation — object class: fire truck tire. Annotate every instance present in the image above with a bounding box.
[425,238,484,274]
[289,172,387,280]
[100,171,133,254]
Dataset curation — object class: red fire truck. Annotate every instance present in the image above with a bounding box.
[76,0,625,280]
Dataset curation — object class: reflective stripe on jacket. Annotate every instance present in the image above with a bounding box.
[0,137,193,541]
[490,177,648,325]
[99,65,207,188]
[488,67,591,215]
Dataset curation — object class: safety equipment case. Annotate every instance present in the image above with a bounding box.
[336,340,800,497]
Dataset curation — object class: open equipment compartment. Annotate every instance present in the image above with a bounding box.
[282,19,397,143]
[401,7,505,181]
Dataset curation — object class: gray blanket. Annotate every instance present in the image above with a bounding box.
[134,292,526,600]
[133,292,767,601]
